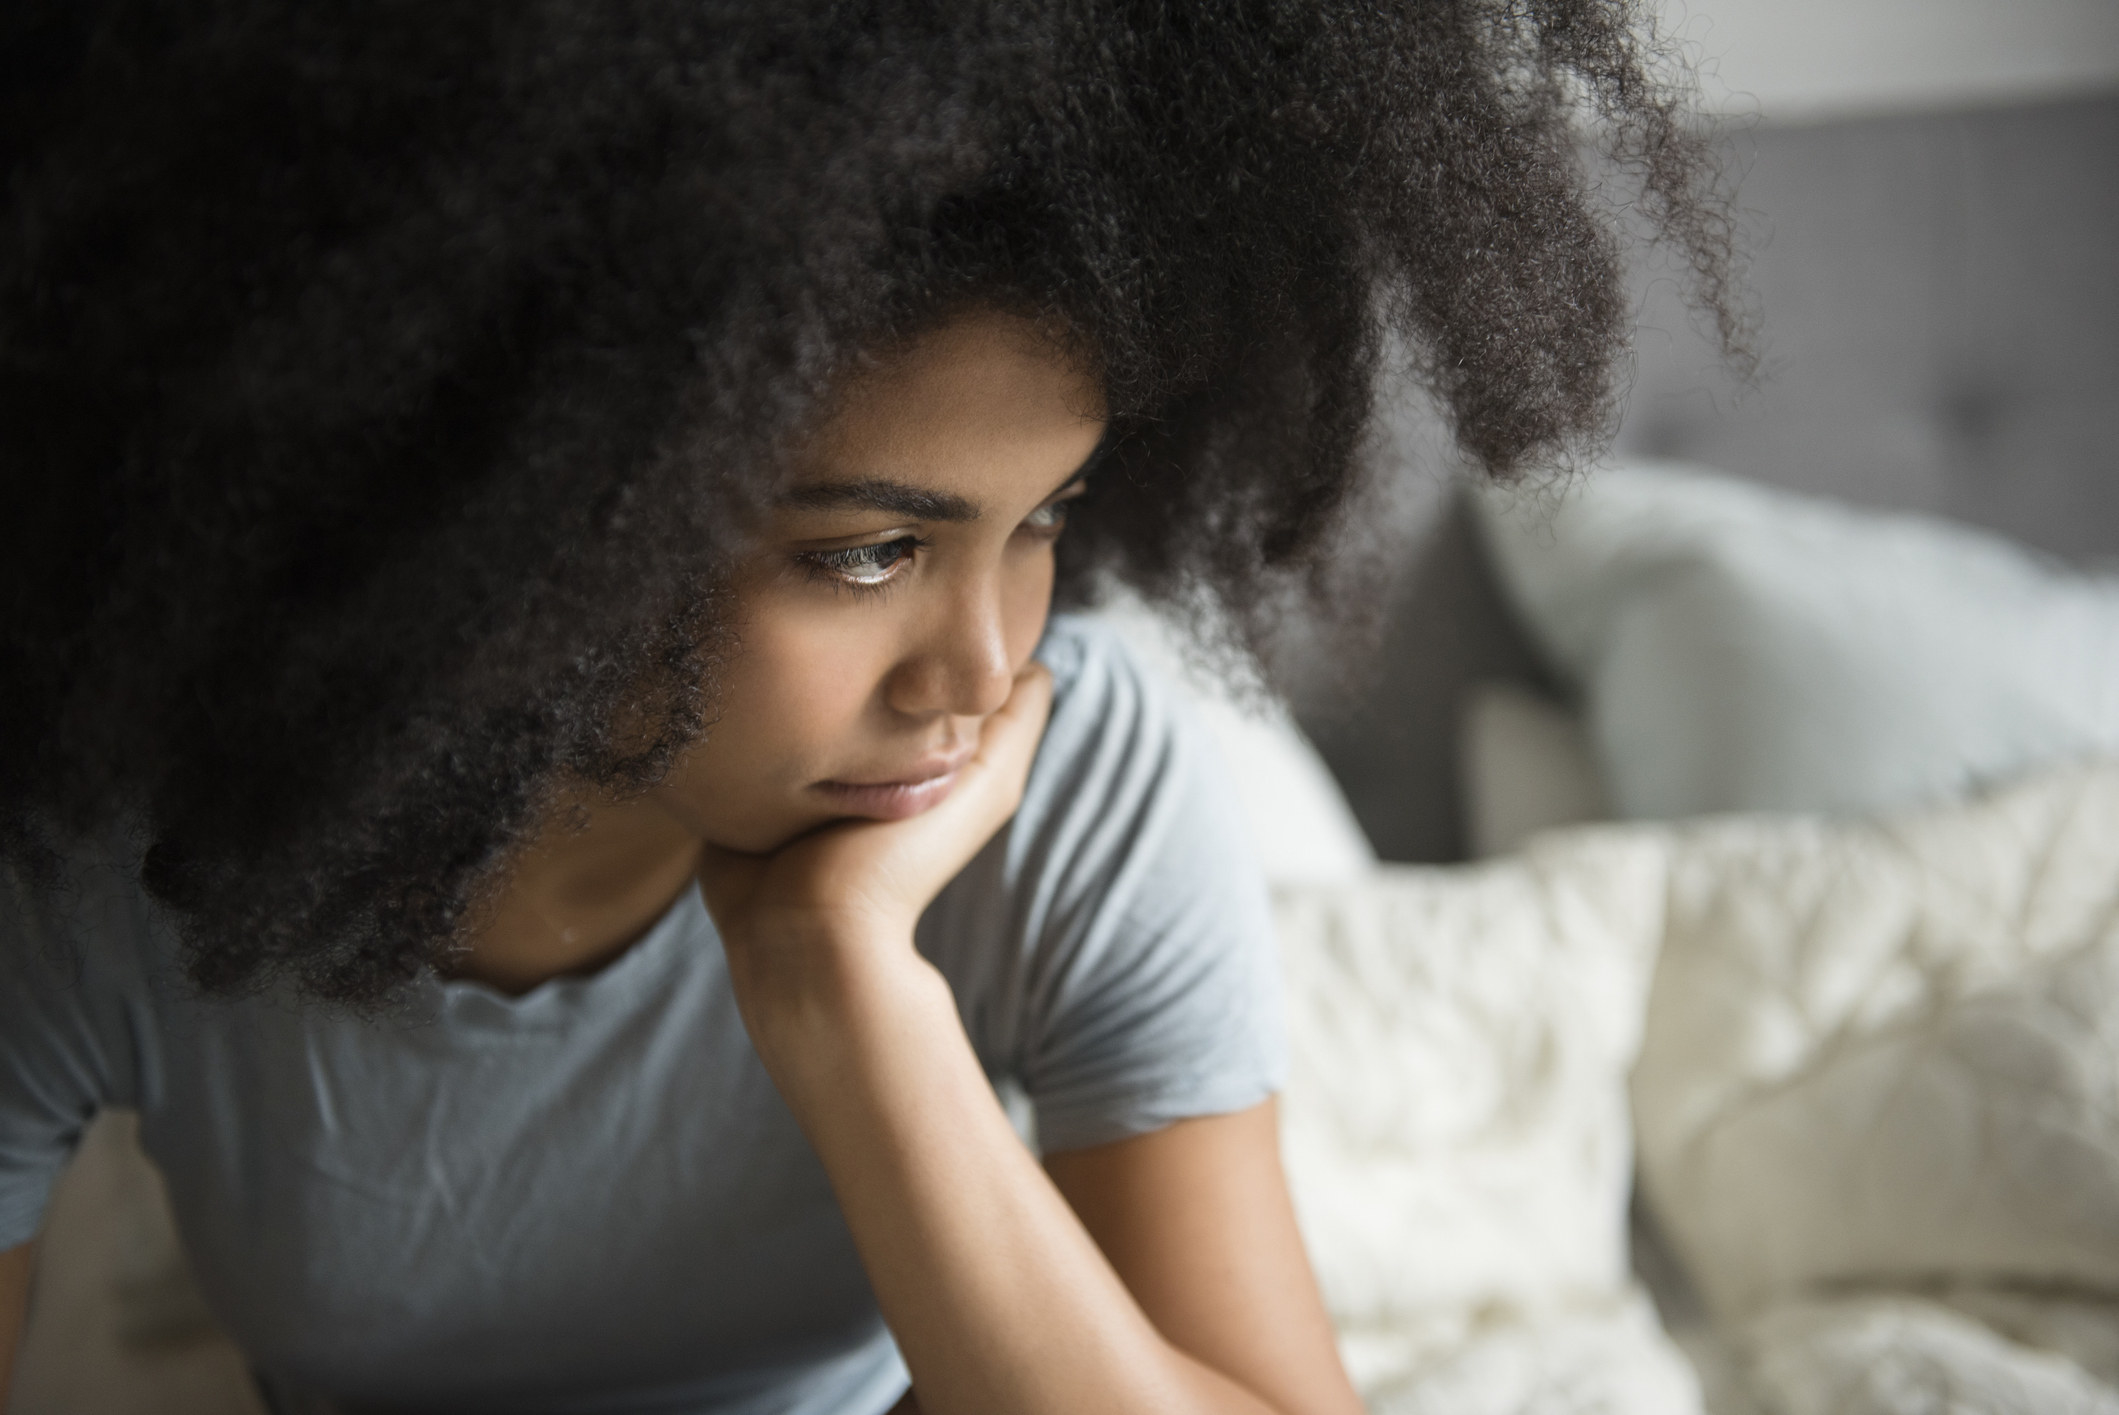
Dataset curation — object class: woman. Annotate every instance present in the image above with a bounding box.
[0,2,1731,1411]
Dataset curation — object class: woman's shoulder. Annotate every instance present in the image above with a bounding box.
[941,611,1285,1151]
[1,846,171,994]
[1035,607,1226,743]
[0,844,176,1154]
[1007,607,1267,906]
[1030,611,1209,804]
[1035,611,1150,702]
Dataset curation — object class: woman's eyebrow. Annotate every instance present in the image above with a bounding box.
[778,479,981,521]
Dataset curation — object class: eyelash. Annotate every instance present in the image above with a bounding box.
[800,535,929,595]
[798,499,1075,595]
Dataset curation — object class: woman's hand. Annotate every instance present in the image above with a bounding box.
[695,662,1053,1049]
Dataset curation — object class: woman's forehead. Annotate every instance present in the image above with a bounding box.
[785,311,1105,514]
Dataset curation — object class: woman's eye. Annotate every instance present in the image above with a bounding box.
[1022,499,1071,534]
[805,536,919,588]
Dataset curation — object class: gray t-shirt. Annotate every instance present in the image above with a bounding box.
[0,615,1284,1415]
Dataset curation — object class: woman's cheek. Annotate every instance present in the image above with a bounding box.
[749,593,905,744]
[653,593,877,842]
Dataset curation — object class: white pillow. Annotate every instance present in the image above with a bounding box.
[1629,760,2119,1405]
[1271,836,1702,1414]
[1473,461,2119,820]
[1093,597,1376,886]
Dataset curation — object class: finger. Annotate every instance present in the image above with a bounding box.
[939,666,1046,813]
[971,662,1053,780]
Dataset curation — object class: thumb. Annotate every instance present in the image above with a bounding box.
[951,661,1054,826]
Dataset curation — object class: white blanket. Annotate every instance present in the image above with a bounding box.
[1273,836,1704,1414]
[1633,760,2119,1414]
[1277,760,2119,1414]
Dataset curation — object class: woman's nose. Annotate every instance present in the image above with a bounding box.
[885,583,1016,721]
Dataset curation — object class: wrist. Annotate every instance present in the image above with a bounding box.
[722,918,955,1081]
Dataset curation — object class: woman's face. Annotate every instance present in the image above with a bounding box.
[652,309,1106,853]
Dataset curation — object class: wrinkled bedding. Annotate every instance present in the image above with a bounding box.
[1272,835,1705,1413]
[1630,759,2119,1414]
[1277,760,2119,1414]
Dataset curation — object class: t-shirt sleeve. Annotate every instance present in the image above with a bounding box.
[0,860,142,1248]
[1001,621,1287,1154]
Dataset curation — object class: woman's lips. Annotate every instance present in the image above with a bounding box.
[812,753,972,821]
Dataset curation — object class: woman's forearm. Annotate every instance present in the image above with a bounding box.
[739,935,1284,1415]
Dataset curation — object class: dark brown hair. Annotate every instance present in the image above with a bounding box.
[0,0,1733,1002]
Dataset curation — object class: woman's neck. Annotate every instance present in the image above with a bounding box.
[450,791,704,995]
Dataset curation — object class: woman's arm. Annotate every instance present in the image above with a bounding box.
[1,1241,31,1411]
[699,666,1358,1415]
[880,1105,1361,1415]
[747,950,1297,1415]
[1045,1101,1361,1415]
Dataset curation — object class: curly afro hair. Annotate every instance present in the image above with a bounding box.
[1,0,1733,1004]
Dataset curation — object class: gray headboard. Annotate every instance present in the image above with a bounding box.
[1299,91,2119,864]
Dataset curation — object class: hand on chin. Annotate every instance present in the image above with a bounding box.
[695,663,1053,1024]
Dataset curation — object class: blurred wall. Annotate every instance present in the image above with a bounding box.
[1665,0,2119,122]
